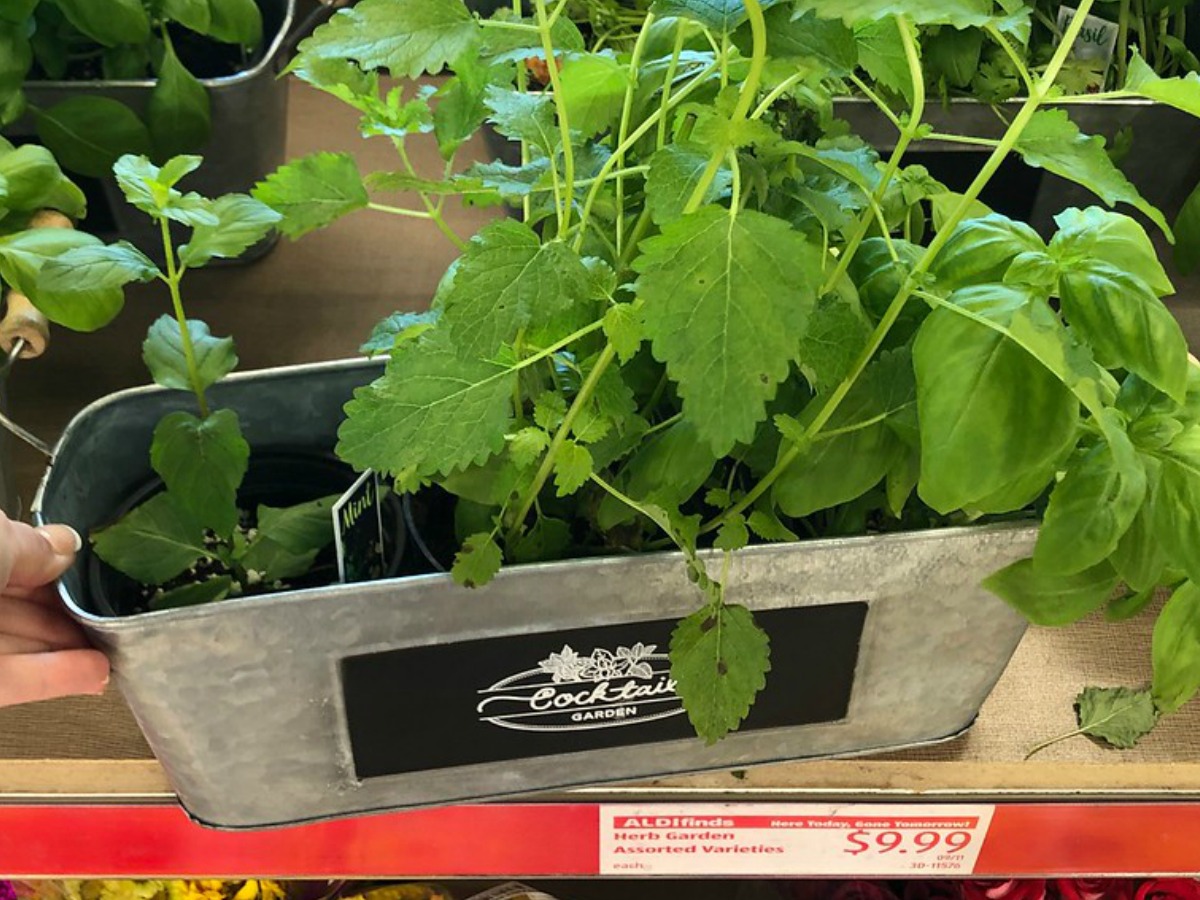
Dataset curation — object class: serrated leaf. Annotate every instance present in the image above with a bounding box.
[150,409,249,537]
[1015,110,1170,237]
[179,194,281,267]
[646,144,732,226]
[603,303,644,364]
[239,539,320,583]
[796,292,871,393]
[558,54,627,137]
[854,18,912,103]
[293,0,478,79]
[797,0,1021,28]
[1153,580,1200,714]
[148,41,211,161]
[747,508,798,542]
[671,603,770,743]
[142,316,238,393]
[744,7,856,74]
[451,532,503,588]
[150,576,232,612]
[112,154,218,227]
[1075,686,1159,749]
[37,98,153,180]
[483,87,560,154]
[439,219,591,358]
[92,492,208,585]
[39,241,159,293]
[584,257,618,300]
[253,152,367,239]
[983,557,1119,626]
[508,427,551,468]
[651,0,786,33]
[534,391,568,430]
[337,330,516,479]
[635,207,822,456]
[554,440,593,497]
[714,513,749,551]
[598,420,716,529]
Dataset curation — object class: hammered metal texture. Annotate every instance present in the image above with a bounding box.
[36,360,1035,829]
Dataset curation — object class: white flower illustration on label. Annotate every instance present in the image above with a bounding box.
[477,642,684,732]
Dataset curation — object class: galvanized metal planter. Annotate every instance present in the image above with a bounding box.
[35,359,1034,830]
[9,0,298,261]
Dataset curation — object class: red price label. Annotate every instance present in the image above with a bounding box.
[844,829,975,857]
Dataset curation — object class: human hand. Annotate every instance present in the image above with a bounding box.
[0,513,109,707]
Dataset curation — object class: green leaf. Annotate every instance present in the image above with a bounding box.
[645,144,732,226]
[483,87,560,155]
[359,310,438,356]
[1154,427,1200,586]
[983,558,1119,626]
[337,331,516,479]
[92,492,208,585]
[1174,179,1200,276]
[1075,686,1159,749]
[1014,110,1170,237]
[671,603,770,744]
[1107,586,1158,623]
[796,0,1009,28]
[1111,487,1170,592]
[179,194,281,267]
[1059,262,1188,404]
[205,0,262,45]
[534,391,567,430]
[142,316,238,393]
[438,220,591,358]
[795,294,871,395]
[1034,427,1146,577]
[635,207,823,456]
[113,154,218,227]
[0,230,125,332]
[510,516,571,564]
[36,97,153,180]
[914,286,1079,513]
[714,513,750,551]
[598,420,716,530]
[854,18,912,103]
[53,0,150,47]
[747,507,798,542]
[603,303,644,364]
[162,0,212,35]
[1051,207,1173,298]
[554,440,593,497]
[38,241,160,294]
[255,496,338,554]
[931,213,1045,292]
[1152,581,1200,714]
[0,145,84,217]
[150,410,249,537]
[148,42,211,162]
[451,532,503,589]
[650,0,786,33]
[558,54,627,138]
[508,427,551,468]
[151,576,233,612]
[1124,49,1200,118]
[253,152,368,239]
[743,8,856,74]
[238,539,319,583]
[467,158,552,199]
[925,24,982,89]
[293,0,478,80]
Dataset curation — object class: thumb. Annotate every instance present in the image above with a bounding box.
[0,650,110,707]
[4,521,81,589]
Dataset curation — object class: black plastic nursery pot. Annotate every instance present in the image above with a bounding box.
[36,358,1035,830]
[7,0,303,261]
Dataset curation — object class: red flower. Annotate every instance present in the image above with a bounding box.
[1058,880,1134,900]
[962,881,1047,900]
[778,881,900,900]
[1135,880,1200,900]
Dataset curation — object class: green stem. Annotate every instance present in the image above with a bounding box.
[643,411,683,437]
[752,73,809,121]
[924,132,1003,147]
[367,202,433,219]
[616,12,657,259]
[986,24,1037,96]
[820,17,925,297]
[479,19,539,33]
[619,207,653,270]
[704,0,1099,535]
[848,75,902,129]
[534,0,576,239]
[159,218,210,419]
[1116,0,1131,87]
[508,343,618,539]
[395,142,467,250]
[657,24,688,149]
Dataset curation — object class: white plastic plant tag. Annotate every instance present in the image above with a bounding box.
[333,469,386,583]
[1057,6,1120,90]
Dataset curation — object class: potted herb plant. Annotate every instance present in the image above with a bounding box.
[0,0,327,260]
[33,0,1200,829]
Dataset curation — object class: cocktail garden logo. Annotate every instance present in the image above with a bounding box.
[476,642,685,732]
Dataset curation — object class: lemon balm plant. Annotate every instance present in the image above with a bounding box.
[252,0,1200,746]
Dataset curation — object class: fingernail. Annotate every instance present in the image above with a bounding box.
[37,524,82,555]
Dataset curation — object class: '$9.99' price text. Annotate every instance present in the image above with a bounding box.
[844,830,974,856]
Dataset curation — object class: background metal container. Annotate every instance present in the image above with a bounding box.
[35,360,1035,830]
[9,0,297,261]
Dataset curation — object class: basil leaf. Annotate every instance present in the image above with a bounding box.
[0,229,124,331]
[930,213,1045,292]
[206,0,262,46]
[983,558,1119,626]
[36,98,153,180]
[53,0,150,47]
[148,42,212,161]
[1152,581,1200,714]
[1051,207,1173,298]
[1174,178,1200,276]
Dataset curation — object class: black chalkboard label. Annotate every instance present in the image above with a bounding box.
[341,602,867,779]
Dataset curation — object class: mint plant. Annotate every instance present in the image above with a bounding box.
[257,0,1200,745]
[33,153,339,611]
[1,0,264,178]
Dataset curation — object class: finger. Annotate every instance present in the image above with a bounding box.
[4,522,81,589]
[0,634,61,655]
[0,595,90,649]
[0,650,109,707]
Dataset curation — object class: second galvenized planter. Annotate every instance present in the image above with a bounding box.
[36,359,1034,830]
